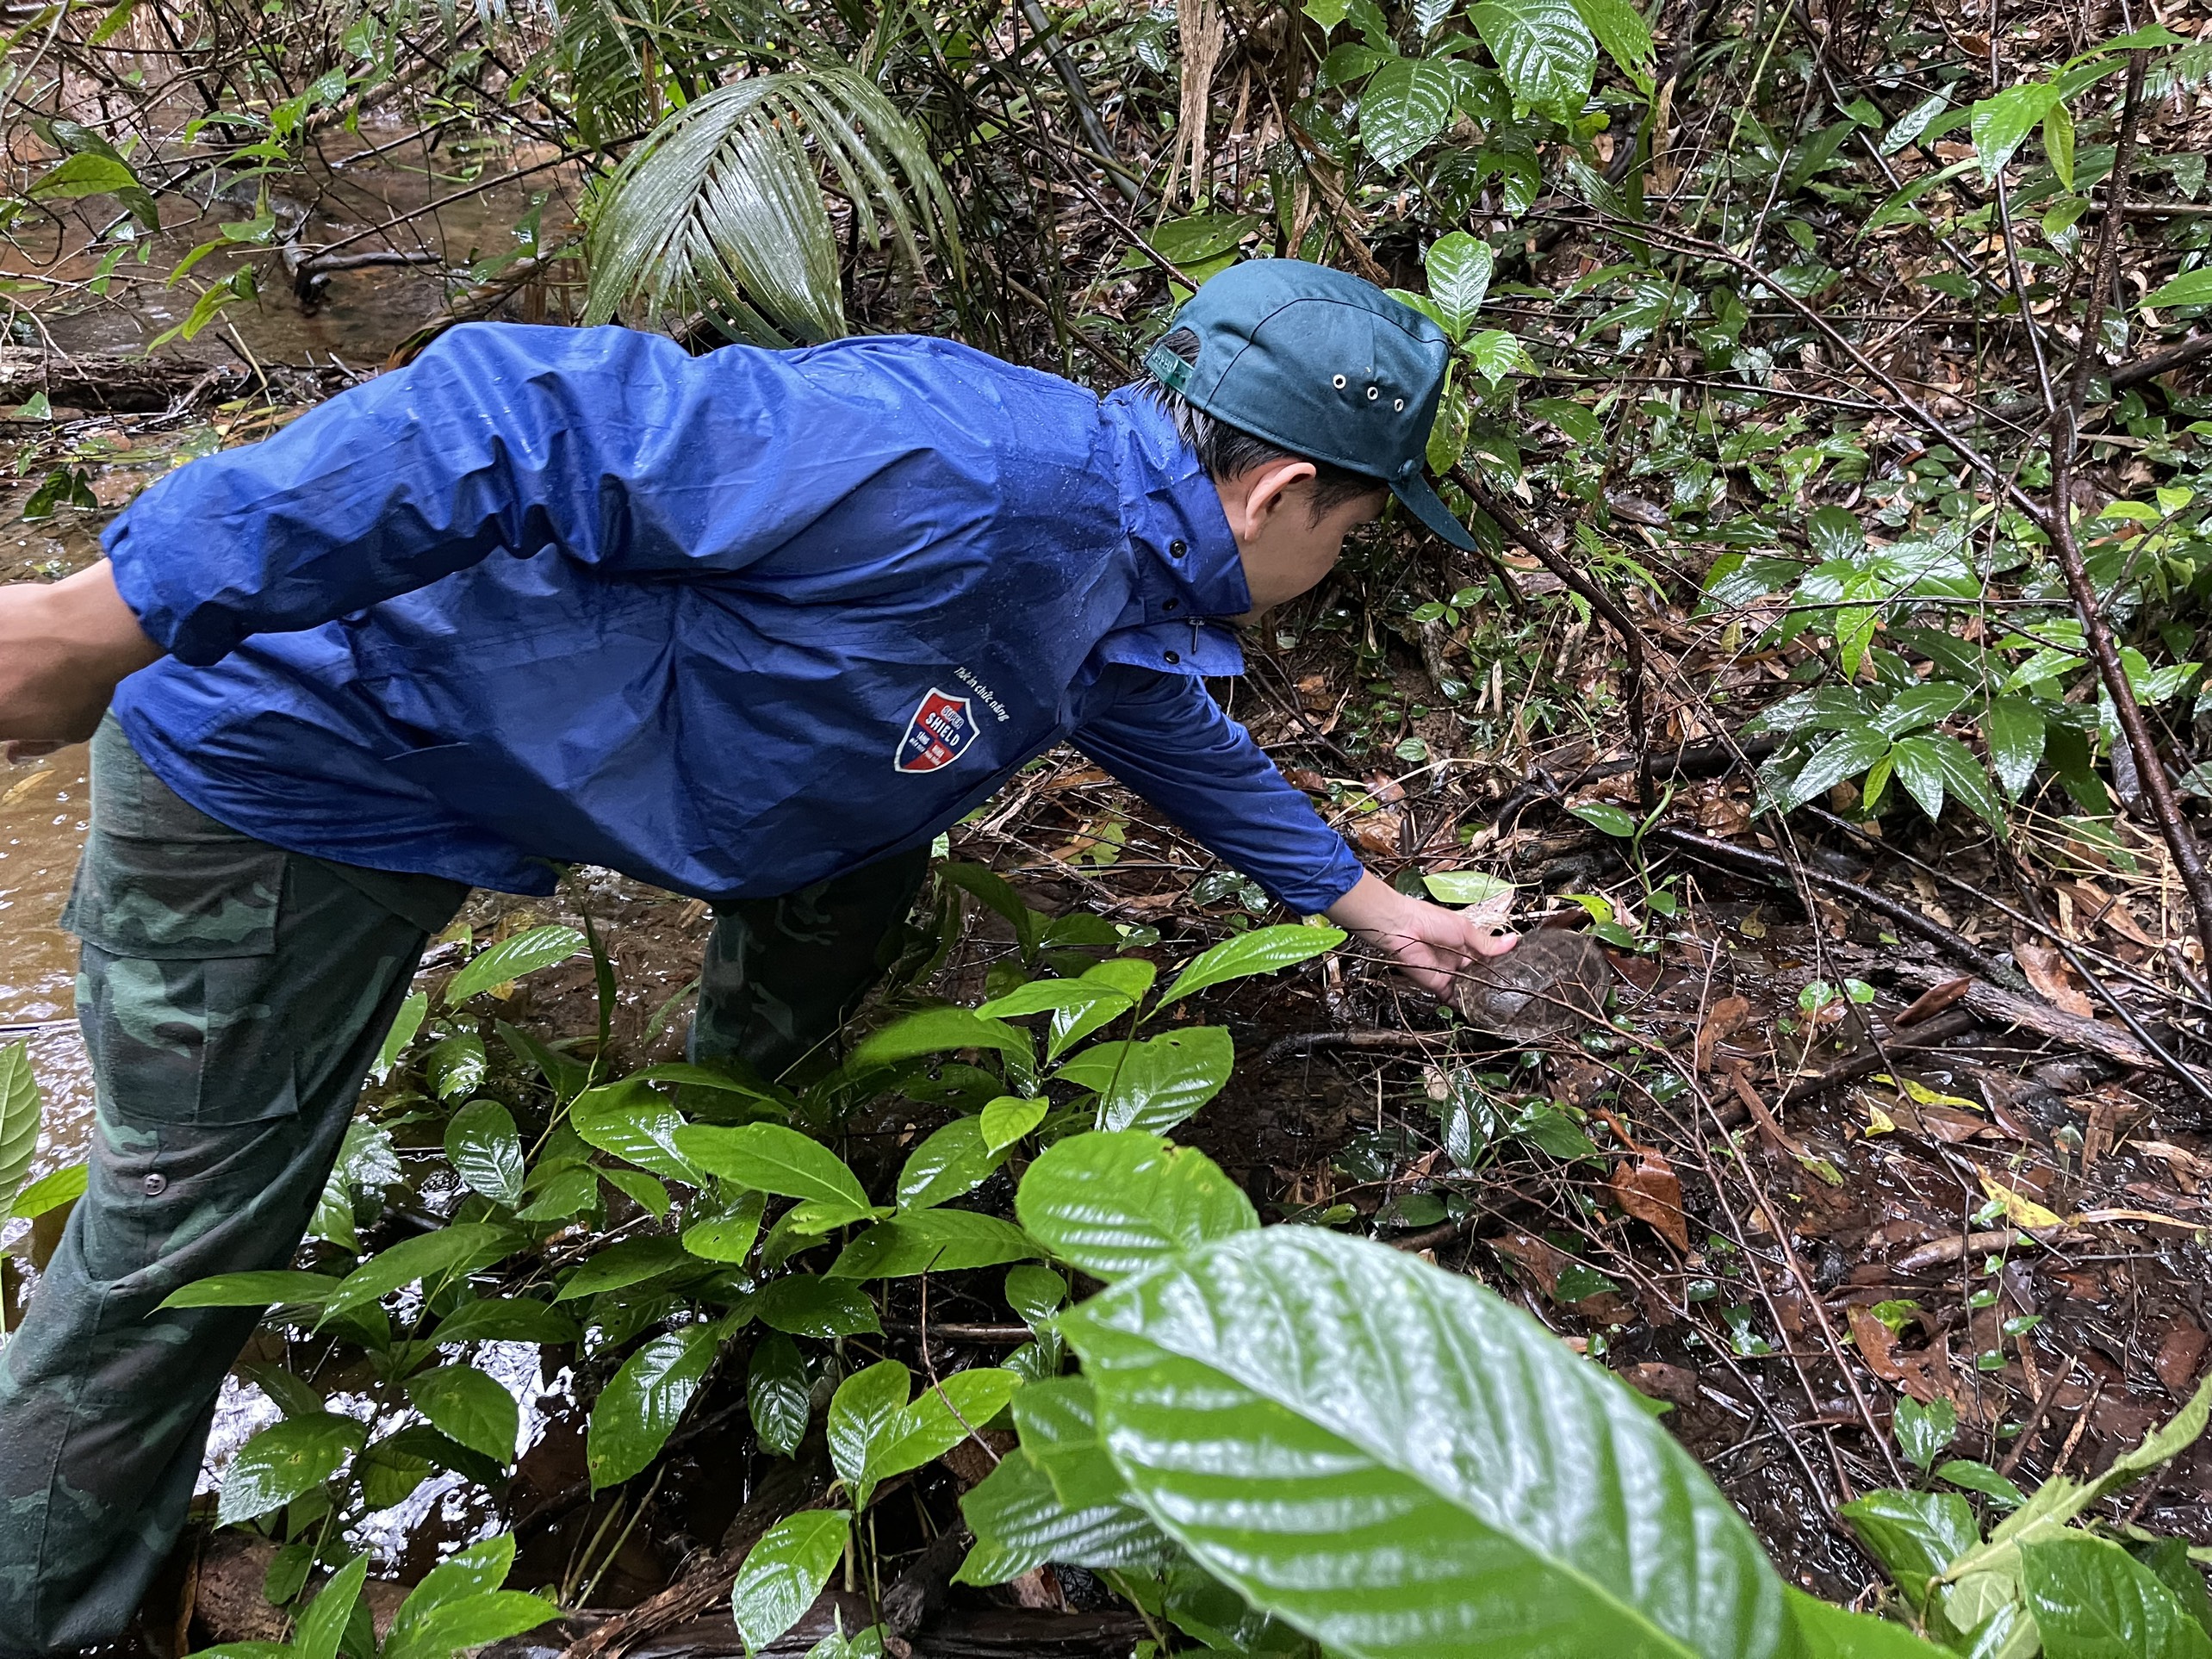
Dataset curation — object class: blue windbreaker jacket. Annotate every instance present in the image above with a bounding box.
[103,324,1367,911]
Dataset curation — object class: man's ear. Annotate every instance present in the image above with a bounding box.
[1223,457,1317,544]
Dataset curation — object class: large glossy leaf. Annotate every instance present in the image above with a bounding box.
[295,1553,369,1659]
[552,1235,692,1302]
[897,1115,1003,1210]
[382,1531,542,1659]
[1154,924,1345,1010]
[756,1276,881,1339]
[1985,698,2047,798]
[829,1359,1022,1504]
[1838,1489,1979,1612]
[825,1209,1041,1278]
[681,1184,767,1264]
[574,1078,704,1185]
[731,1510,852,1654]
[1425,233,1494,338]
[407,1365,519,1466]
[1050,960,1156,1058]
[1016,1131,1257,1280]
[980,1095,1049,1153]
[749,1333,812,1457]
[432,1295,580,1347]
[1471,0,1597,120]
[1571,0,1655,90]
[1968,83,2060,183]
[382,1592,562,1659]
[423,1032,488,1101]
[219,1414,367,1525]
[674,1123,873,1224]
[444,1100,525,1208]
[324,1224,515,1320]
[2022,1535,2212,1659]
[846,1006,1031,1072]
[1784,1589,1953,1656]
[445,925,585,1004]
[3,1160,84,1225]
[158,1270,343,1311]
[1053,1027,1234,1135]
[957,1382,1176,1587]
[588,1320,725,1489]
[0,1040,42,1220]
[977,979,1134,1024]
[1060,1227,1790,1659]
[1361,58,1457,171]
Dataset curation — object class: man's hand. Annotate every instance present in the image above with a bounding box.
[1,563,164,760]
[1325,870,1517,997]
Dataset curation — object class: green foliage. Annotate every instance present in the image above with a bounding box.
[0,1041,42,1230]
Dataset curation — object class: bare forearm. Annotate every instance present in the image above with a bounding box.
[0,562,165,745]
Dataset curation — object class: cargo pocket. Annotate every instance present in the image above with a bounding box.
[64,724,299,1127]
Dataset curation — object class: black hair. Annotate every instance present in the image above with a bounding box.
[1139,326,1387,521]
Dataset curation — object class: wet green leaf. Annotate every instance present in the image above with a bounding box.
[219,1414,366,1525]
[407,1365,519,1466]
[731,1510,852,1655]
[1153,924,1344,1011]
[1893,1396,1957,1472]
[553,1235,692,1302]
[1016,1131,1257,1281]
[757,1275,881,1338]
[749,1333,811,1457]
[575,1078,705,1185]
[424,1032,488,1101]
[682,1184,767,1263]
[445,924,586,1004]
[2022,1534,2212,1659]
[897,1115,1003,1210]
[1838,1489,1979,1612]
[1472,0,1596,119]
[445,1099,525,1208]
[979,1095,1049,1153]
[0,1041,41,1221]
[158,1270,344,1311]
[827,1209,1041,1277]
[1062,1227,1790,1658]
[674,1123,873,1225]
[325,1224,516,1320]
[1053,1027,1233,1135]
[431,1294,581,1347]
[829,1358,1020,1504]
[587,1320,725,1488]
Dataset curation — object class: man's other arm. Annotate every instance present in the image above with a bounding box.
[1071,667,1513,992]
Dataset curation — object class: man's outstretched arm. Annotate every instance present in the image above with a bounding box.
[0,562,162,756]
[1072,666,1514,995]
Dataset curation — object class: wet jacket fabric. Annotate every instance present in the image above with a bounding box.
[103,323,1365,911]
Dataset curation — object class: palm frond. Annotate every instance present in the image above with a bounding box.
[583,64,961,345]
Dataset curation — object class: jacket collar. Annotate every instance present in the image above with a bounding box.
[1096,385,1249,676]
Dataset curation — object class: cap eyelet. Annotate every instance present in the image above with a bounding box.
[1168,538,1187,558]
[1162,598,1180,612]
[1394,397,1406,411]
[1164,649,1182,665]
[1332,374,1346,388]
[1366,386,1379,400]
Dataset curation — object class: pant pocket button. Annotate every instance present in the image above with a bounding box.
[142,1172,167,1197]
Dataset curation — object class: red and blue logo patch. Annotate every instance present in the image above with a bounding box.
[894,687,978,774]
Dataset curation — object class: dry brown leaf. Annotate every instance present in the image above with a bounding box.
[1349,808,1404,858]
[1694,995,1754,1072]
[2014,938,2096,1018]
[1282,767,1329,794]
[2156,1316,2208,1395]
[1608,1150,1691,1252]
[1894,976,1972,1027]
[2060,878,2159,948]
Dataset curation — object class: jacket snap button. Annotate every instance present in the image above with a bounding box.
[143,1171,167,1197]
[1164,649,1181,665]
[1168,539,1187,558]
[1163,599,1179,612]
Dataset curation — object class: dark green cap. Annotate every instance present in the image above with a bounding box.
[1144,258,1476,551]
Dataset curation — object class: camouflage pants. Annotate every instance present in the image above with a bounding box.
[0,718,926,1655]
